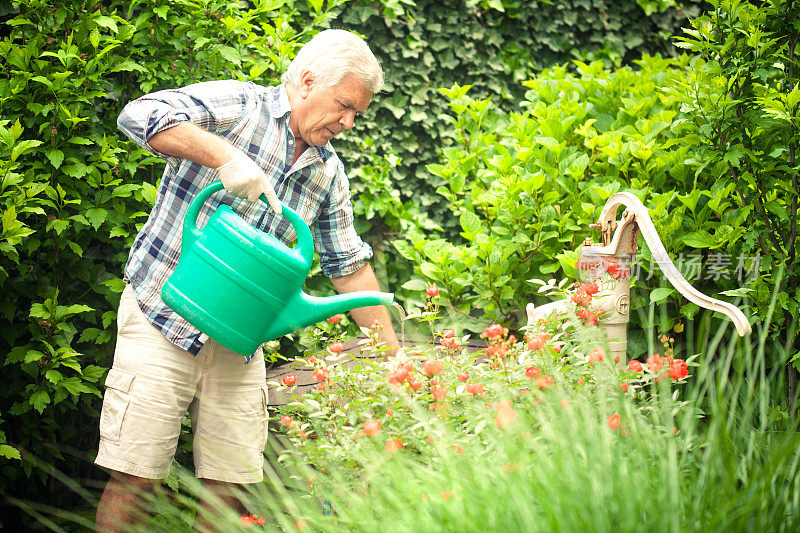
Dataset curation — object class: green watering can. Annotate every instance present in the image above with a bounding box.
[161,180,394,356]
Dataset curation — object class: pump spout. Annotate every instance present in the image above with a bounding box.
[261,290,395,342]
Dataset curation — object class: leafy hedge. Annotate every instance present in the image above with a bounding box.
[392,0,798,399]
[308,0,709,321]
[0,0,343,514]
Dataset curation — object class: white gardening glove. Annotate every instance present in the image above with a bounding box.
[215,150,282,214]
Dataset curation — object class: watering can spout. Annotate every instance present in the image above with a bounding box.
[261,290,395,342]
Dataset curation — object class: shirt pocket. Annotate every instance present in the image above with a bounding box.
[99,368,136,445]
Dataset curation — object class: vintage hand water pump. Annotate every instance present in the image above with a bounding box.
[526,192,752,361]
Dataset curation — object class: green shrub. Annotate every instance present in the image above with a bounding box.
[0,0,342,513]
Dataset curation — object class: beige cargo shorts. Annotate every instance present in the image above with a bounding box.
[95,284,269,483]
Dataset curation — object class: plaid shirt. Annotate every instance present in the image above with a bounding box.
[117,80,372,363]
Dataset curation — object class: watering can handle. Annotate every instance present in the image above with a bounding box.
[183,180,314,267]
[596,192,752,337]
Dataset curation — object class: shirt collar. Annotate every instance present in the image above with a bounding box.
[272,84,334,161]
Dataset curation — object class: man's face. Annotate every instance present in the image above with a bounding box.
[291,72,372,147]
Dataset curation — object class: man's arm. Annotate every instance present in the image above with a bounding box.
[149,122,238,168]
[149,124,281,211]
[330,263,400,356]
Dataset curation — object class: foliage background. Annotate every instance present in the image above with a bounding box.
[1,0,798,528]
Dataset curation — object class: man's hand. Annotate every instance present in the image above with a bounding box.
[216,151,281,213]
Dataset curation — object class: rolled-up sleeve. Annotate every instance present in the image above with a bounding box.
[312,158,373,279]
[116,80,258,162]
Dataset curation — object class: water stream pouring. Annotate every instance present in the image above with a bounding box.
[526,192,752,361]
[161,180,394,356]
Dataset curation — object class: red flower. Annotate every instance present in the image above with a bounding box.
[280,415,293,426]
[465,383,485,396]
[362,419,381,436]
[581,282,600,295]
[535,375,554,388]
[525,366,542,379]
[423,359,444,376]
[326,314,342,324]
[389,362,412,385]
[620,383,630,392]
[607,413,621,430]
[409,380,423,391]
[441,329,456,339]
[527,335,545,351]
[282,374,297,387]
[482,324,506,341]
[670,359,689,381]
[426,285,439,298]
[572,290,592,307]
[312,368,331,382]
[495,408,517,428]
[441,336,461,349]
[385,438,404,452]
[431,387,448,401]
[453,445,465,455]
[328,342,344,354]
[628,359,643,372]
[587,347,605,363]
[647,354,664,372]
[457,372,469,382]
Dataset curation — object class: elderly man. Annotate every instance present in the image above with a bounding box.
[94,29,399,531]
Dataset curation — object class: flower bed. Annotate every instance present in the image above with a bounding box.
[270,283,695,481]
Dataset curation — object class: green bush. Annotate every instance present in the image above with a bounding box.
[392,55,695,326]
[0,0,343,514]
[665,0,799,398]
[306,0,707,319]
[390,0,798,402]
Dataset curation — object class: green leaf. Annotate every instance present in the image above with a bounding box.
[0,444,21,460]
[45,369,64,384]
[67,241,83,257]
[85,207,108,230]
[60,377,93,396]
[392,240,417,261]
[111,184,140,198]
[30,389,51,414]
[650,287,675,304]
[46,149,64,169]
[217,46,242,66]
[94,15,119,33]
[101,278,126,292]
[307,0,323,15]
[24,350,46,364]
[459,211,481,236]
[682,230,717,249]
[81,365,106,383]
[153,5,169,19]
[61,162,90,178]
[11,139,43,161]
[401,279,429,291]
[719,287,753,297]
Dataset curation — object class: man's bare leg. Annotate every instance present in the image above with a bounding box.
[95,471,160,533]
[194,479,249,532]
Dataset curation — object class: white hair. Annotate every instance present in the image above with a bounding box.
[281,29,384,94]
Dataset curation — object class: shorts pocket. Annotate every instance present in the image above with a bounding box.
[99,368,136,445]
[260,384,269,448]
[116,286,140,336]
